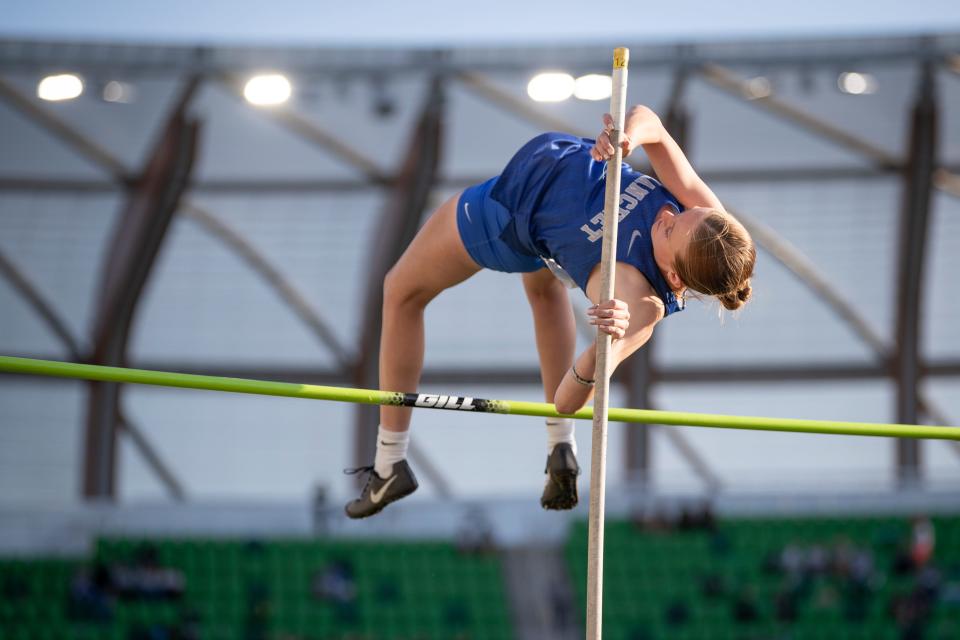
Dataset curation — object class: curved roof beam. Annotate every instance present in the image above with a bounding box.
[182,203,353,370]
[0,248,85,358]
[84,78,200,499]
[181,204,453,497]
[0,77,130,179]
[697,62,960,199]
[0,246,186,500]
[216,74,390,184]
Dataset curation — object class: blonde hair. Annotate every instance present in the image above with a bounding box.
[673,210,755,311]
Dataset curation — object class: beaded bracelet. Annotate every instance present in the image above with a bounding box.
[571,364,595,387]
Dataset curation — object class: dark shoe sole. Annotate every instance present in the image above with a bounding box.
[344,484,418,520]
[541,469,579,510]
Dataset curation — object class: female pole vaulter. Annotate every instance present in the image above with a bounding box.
[346,105,756,518]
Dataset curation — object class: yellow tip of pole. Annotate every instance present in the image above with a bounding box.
[613,47,629,69]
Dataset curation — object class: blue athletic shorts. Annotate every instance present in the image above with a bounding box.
[456,177,544,273]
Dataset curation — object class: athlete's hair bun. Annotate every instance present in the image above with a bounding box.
[673,209,756,315]
[717,280,752,311]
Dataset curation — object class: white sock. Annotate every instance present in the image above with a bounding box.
[374,426,410,478]
[546,418,577,455]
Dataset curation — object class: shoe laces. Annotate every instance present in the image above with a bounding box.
[343,465,376,496]
[343,465,374,476]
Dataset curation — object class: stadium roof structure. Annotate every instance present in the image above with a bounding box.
[0,34,958,504]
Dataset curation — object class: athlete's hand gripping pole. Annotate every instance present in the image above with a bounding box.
[586,46,629,640]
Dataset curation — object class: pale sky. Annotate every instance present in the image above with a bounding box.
[3,0,959,46]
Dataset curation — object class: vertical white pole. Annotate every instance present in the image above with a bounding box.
[585,46,629,640]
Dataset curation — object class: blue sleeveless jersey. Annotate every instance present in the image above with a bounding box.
[490,132,685,316]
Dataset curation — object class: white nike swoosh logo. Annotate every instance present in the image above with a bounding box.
[627,229,643,254]
[464,202,472,222]
[370,474,399,504]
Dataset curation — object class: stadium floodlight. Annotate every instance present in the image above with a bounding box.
[243,74,292,106]
[37,74,83,101]
[102,80,136,104]
[744,76,772,100]
[527,72,575,103]
[574,74,613,101]
[837,72,877,95]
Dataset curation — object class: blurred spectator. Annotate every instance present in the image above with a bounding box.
[129,625,166,640]
[244,539,266,556]
[774,586,799,622]
[849,547,875,585]
[68,562,115,622]
[245,582,270,640]
[841,579,870,622]
[894,517,937,577]
[128,611,200,640]
[1,573,29,601]
[631,500,718,535]
[71,547,187,622]
[700,572,727,600]
[887,565,941,640]
[773,540,874,583]
[312,557,359,624]
[889,590,929,640]
[806,544,829,576]
[762,537,885,627]
[312,558,357,605]
[112,544,185,601]
[732,587,760,623]
[894,547,914,576]
[910,517,935,570]
[311,484,332,535]
[630,504,669,533]
[762,550,781,576]
[780,544,805,577]
[456,506,496,555]
[549,579,574,633]
[678,501,717,532]
[832,540,876,621]
[177,608,202,640]
[916,565,942,603]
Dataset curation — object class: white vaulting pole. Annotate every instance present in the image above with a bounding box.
[586,46,629,640]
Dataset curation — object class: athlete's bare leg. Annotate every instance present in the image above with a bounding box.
[523,267,580,510]
[380,193,480,432]
[522,268,577,403]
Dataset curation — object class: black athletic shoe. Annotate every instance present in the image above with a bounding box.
[344,460,419,519]
[540,443,580,510]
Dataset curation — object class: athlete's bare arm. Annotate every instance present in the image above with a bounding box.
[554,263,664,414]
[592,105,725,212]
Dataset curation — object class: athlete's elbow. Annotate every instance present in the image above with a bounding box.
[554,395,585,416]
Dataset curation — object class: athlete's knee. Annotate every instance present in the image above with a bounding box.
[554,392,586,416]
[383,265,434,310]
[525,274,568,307]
